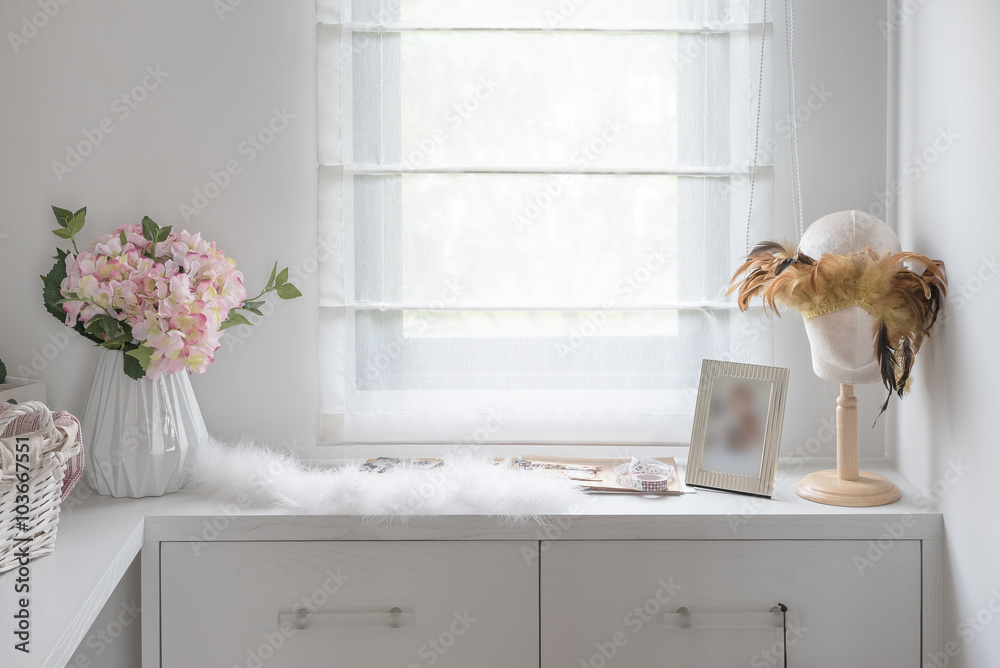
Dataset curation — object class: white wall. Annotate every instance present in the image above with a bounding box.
[892,0,1000,665]
[0,1,892,457]
[770,0,891,458]
[0,0,318,448]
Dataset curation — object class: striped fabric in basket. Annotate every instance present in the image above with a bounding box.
[0,401,85,574]
[0,401,84,500]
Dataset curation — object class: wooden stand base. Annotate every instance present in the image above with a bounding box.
[794,383,901,507]
[794,469,901,507]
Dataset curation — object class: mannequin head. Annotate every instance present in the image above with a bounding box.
[730,211,945,413]
[798,210,901,385]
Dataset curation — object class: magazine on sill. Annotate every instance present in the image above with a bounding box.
[518,455,684,495]
[359,457,445,473]
[361,455,684,495]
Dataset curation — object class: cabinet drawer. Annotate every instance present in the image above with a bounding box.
[541,540,919,667]
[161,541,538,668]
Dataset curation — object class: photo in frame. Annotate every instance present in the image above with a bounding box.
[685,359,790,497]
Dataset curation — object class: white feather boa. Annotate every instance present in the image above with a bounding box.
[189,437,588,523]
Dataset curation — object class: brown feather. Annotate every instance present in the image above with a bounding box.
[897,339,914,397]
[875,321,896,420]
[730,242,947,421]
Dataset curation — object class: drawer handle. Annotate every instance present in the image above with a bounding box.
[278,607,415,630]
[665,606,792,668]
[664,605,791,630]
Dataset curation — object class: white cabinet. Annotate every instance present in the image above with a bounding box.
[541,540,921,667]
[151,536,931,666]
[160,541,538,668]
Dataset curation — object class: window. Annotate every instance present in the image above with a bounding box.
[317,0,772,445]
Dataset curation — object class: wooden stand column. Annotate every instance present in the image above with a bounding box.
[794,383,901,507]
[837,384,859,481]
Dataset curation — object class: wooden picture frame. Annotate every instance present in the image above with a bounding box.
[686,359,790,497]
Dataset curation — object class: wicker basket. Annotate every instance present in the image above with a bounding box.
[0,401,81,574]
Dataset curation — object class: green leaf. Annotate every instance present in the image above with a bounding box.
[51,206,73,228]
[82,314,123,345]
[141,216,159,242]
[156,225,172,243]
[275,283,302,300]
[243,307,263,317]
[266,261,278,290]
[102,333,134,349]
[122,354,145,380]
[83,325,102,341]
[123,344,151,380]
[120,230,128,246]
[275,268,289,287]
[41,250,103,345]
[125,345,153,369]
[0,357,7,384]
[67,210,86,236]
[83,319,105,339]
[42,250,68,318]
[52,227,73,239]
[100,315,119,339]
[241,300,265,310]
[220,312,253,330]
[122,356,144,379]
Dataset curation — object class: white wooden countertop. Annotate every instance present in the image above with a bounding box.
[1,457,942,668]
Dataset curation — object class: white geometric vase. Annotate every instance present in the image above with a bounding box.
[82,348,207,498]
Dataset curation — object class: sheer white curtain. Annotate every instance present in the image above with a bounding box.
[317,0,773,445]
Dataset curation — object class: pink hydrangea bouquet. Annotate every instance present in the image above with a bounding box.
[42,206,300,380]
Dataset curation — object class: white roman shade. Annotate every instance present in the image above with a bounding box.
[317,0,773,445]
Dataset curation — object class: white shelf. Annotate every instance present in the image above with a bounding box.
[0,492,147,668]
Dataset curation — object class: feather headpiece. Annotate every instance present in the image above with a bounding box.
[728,241,947,417]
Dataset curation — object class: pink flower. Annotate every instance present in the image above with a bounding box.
[60,223,246,380]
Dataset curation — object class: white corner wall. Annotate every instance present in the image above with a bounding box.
[0,0,318,447]
[770,0,890,458]
[892,0,1000,666]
